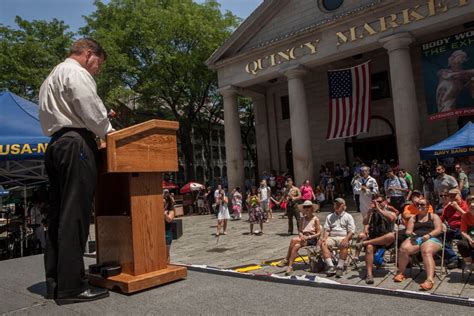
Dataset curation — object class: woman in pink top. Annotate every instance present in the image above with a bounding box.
[300,179,316,202]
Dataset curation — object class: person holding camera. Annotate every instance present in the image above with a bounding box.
[394,198,443,291]
[354,194,398,284]
[384,168,408,212]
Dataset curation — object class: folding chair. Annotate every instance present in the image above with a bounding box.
[409,223,448,280]
[296,225,323,272]
[297,244,322,272]
[330,239,360,272]
[384,215,404,275]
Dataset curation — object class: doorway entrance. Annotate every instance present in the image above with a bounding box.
[345,116,398,165]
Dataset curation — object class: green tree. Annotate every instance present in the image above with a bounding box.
[81,0,239,181]
[0,17,74,100]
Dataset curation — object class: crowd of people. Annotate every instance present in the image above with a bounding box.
[173,157,473,291]
[272,160,473,291]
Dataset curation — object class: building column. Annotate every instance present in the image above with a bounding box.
[380,33,420,183]
[252,95,271,178]
[219,86,245,191]
[284,67,314,185]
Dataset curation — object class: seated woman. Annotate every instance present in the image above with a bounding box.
[393,197,443,290]
[276,200,321,275]
[458,195,474,274]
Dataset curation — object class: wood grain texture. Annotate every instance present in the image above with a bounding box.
[106,120,179,173]
[96,216,134,275]
[92,119,187,293]
[129,172,167,275]
[87,265,187,293]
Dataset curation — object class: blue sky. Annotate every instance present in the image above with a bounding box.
[0,0,262,31]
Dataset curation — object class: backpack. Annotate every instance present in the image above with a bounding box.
[368,210,392,239]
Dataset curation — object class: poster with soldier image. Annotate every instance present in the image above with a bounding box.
[421,30,474,121]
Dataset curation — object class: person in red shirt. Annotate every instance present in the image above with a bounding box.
[458,195,474,274]
[441,188,468,268]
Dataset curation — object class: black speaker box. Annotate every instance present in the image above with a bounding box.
[171,219,183,240]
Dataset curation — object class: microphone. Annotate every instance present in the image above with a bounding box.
[107,109,124,129]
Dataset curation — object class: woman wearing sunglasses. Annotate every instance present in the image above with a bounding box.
[394,197,443,290]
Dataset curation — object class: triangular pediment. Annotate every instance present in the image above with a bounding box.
[207,0,391,67]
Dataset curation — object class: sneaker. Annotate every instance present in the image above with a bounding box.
[276,259,288,267]
[335,267,344,278]
[365,275,374,284]
[326,266,336,277]
[464,263,473,275]
[446,260,458,269]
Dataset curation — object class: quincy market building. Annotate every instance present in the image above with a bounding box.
[206,0,474,190]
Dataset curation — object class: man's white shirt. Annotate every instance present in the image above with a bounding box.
[39,58,113,139]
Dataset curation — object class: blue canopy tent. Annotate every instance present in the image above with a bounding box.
[0,91,49,189]
[419,122,474,160]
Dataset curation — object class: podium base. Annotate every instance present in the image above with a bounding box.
[86,265,187,293]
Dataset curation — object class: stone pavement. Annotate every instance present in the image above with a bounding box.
[168,202,474,302]
[170,203,363,268]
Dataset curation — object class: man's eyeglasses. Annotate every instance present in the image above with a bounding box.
[417,203,427,208]
[374,200,384,203]
[440,194,448,197]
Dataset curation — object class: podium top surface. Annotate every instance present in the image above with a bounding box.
[105,119,179,173]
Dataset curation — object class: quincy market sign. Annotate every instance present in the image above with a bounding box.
[245,0,469,75]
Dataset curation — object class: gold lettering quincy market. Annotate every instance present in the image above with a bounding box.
[245,40,320,75]
[336,0,469,47]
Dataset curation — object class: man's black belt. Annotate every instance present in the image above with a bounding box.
[51,128,96,142]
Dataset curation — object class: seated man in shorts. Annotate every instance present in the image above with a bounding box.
[354,194,398,284]
[320,198,356,277]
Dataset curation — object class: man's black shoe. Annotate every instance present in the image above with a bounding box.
[55,286,109,305]
[446,260,459,270]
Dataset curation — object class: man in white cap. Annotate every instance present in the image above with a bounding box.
[320,198,356,278]
[354,166,378,219]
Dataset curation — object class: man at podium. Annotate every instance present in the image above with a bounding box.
[39,38,113,304]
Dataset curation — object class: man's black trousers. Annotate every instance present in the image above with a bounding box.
[44,129,98,299]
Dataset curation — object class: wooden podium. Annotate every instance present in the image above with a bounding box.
[86,119,187,293]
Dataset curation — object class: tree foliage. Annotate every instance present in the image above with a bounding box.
[81,0,240,181]
[0,17,74,100]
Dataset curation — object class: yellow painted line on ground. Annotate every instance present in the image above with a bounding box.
[265,256,308,266]
[235,265,262,273]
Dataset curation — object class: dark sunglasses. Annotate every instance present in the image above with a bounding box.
[303,206,312,209]
[417,203,427,207]
[440,194,448,197]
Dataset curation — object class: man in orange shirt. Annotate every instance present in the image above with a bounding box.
[402,190,433,227]
[458,195,474,274]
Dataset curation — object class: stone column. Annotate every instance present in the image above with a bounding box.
[284,67,314,185]
[252,95,272,178]
[380,33,420,184]
[219,86,245,191]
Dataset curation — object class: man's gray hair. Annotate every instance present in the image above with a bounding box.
[361,166,370,172]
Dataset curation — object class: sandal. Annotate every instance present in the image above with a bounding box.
[276,259,288,267]
[419,279,434,291]
[393,273,406,282]
[285,267,293,276]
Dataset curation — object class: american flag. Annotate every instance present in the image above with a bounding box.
[326,61,371,140]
